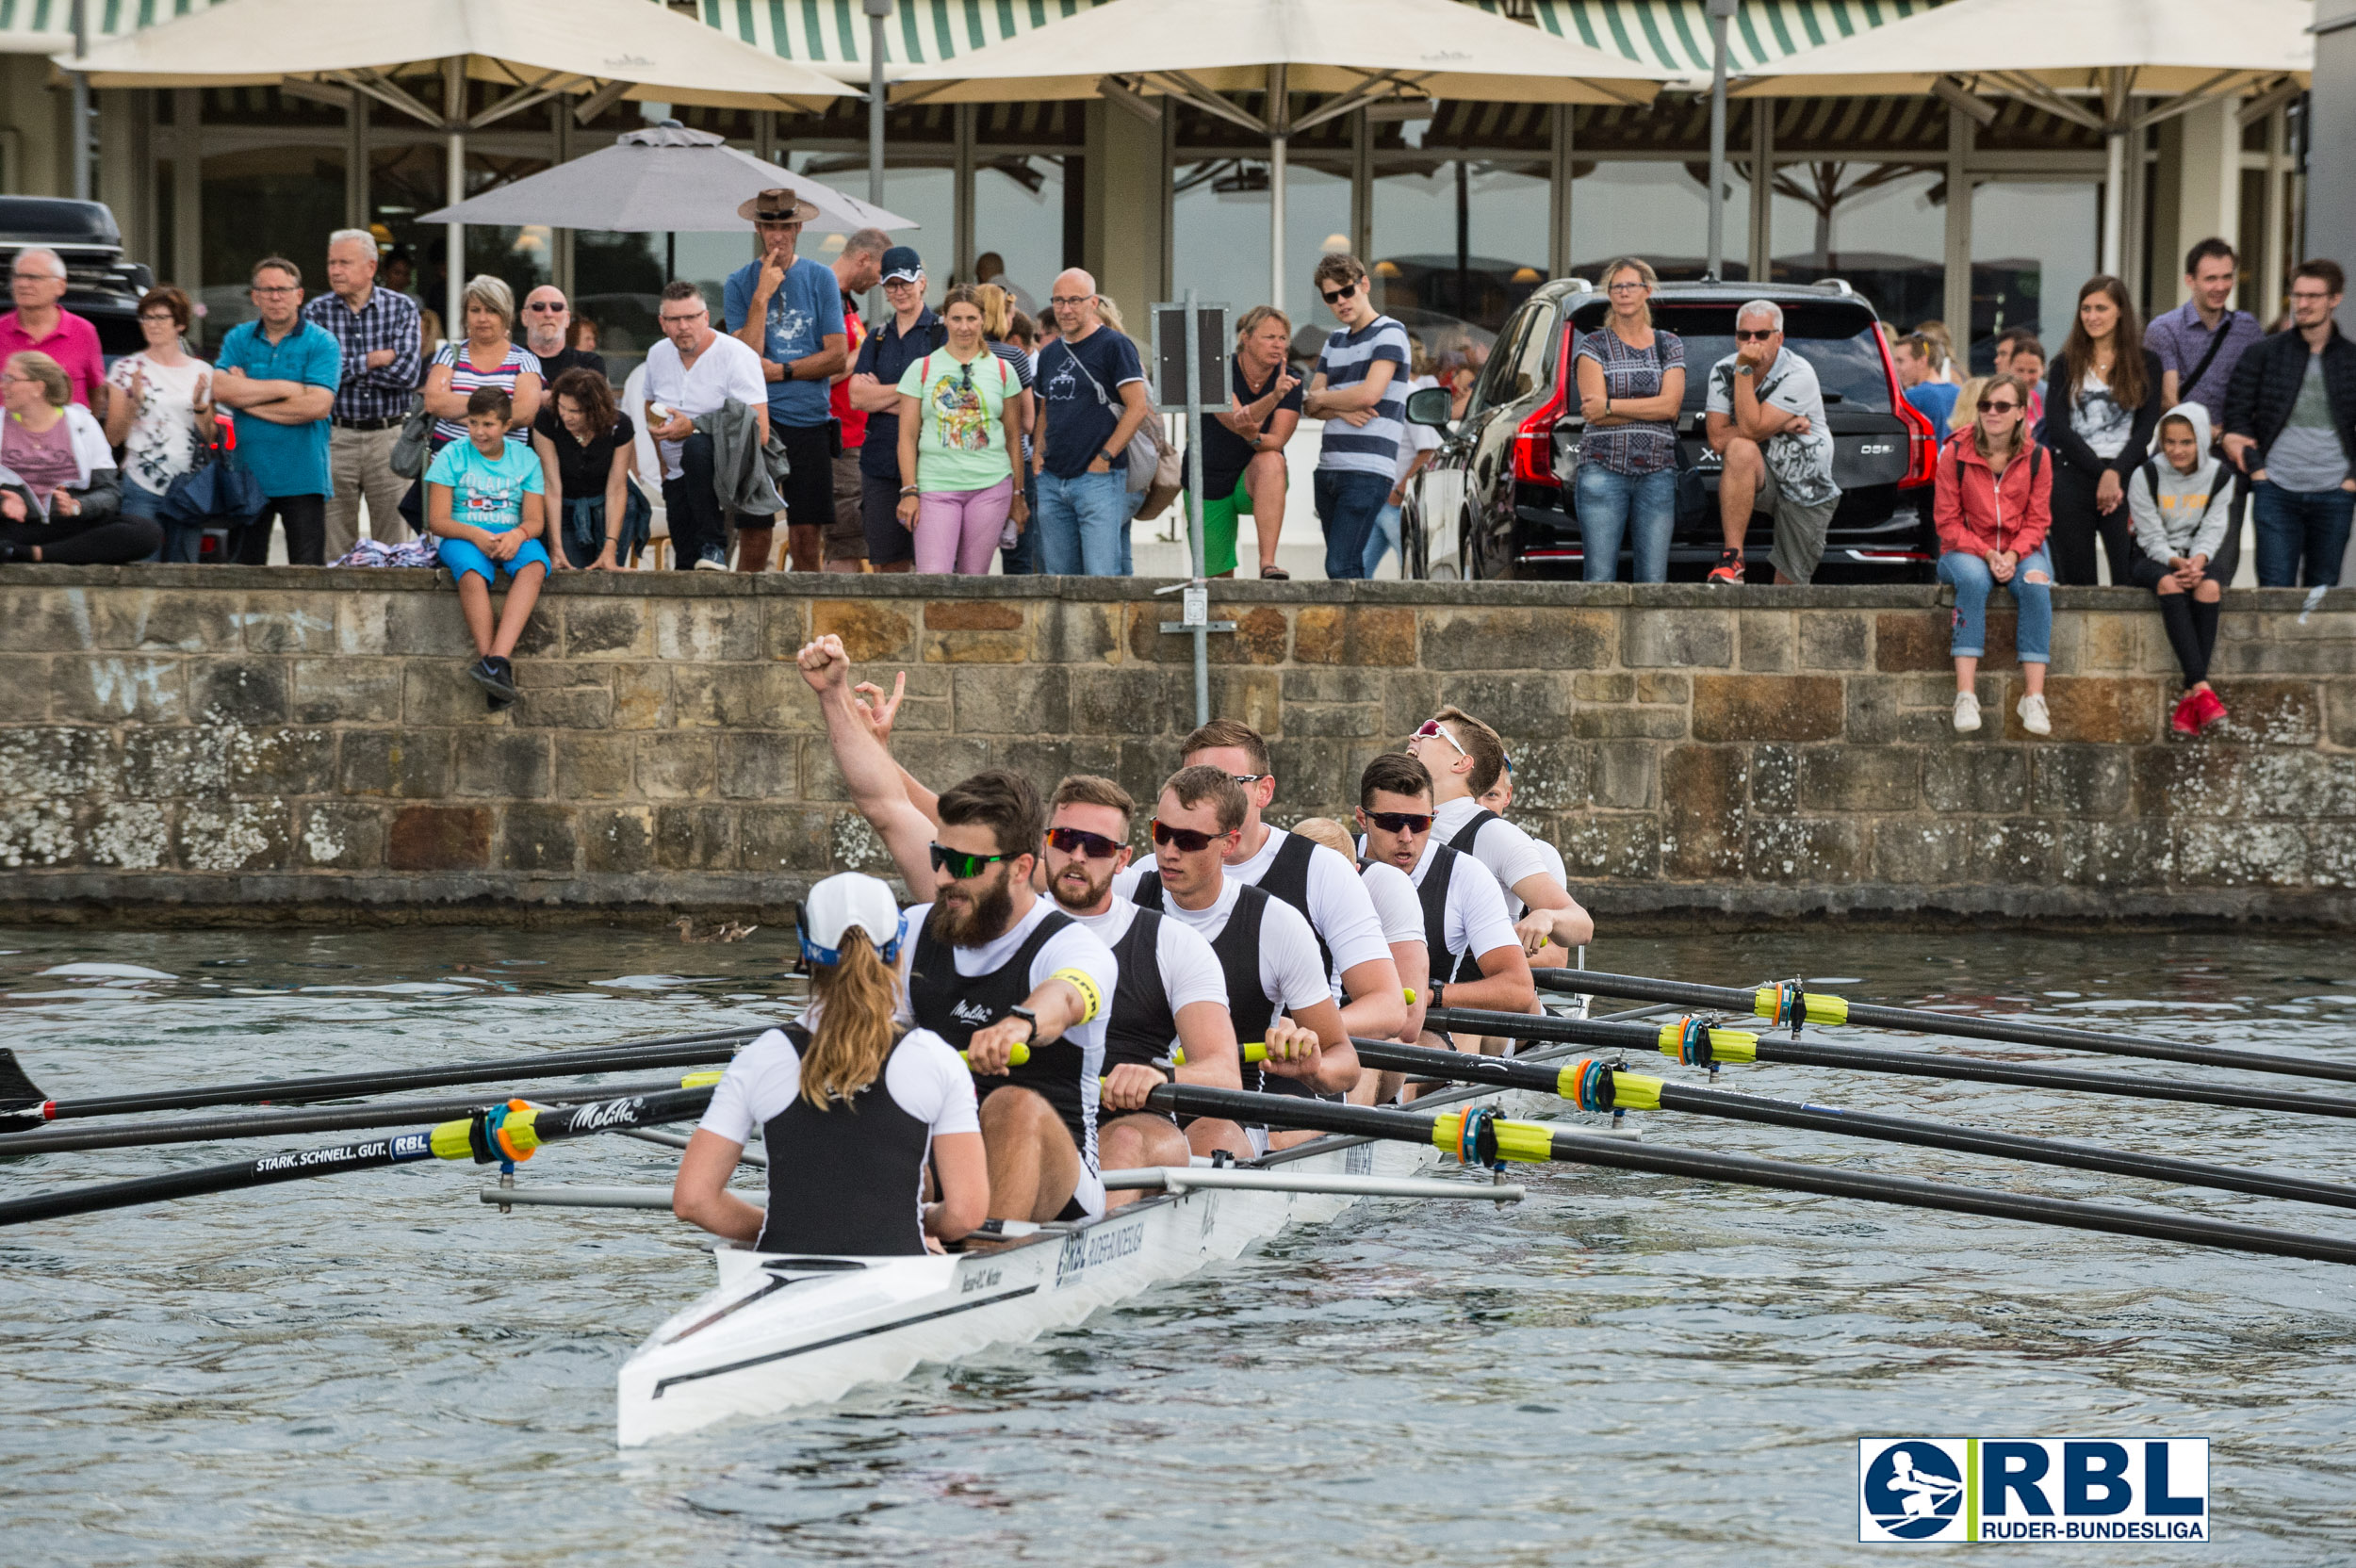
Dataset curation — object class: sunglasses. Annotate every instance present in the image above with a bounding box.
[1045,825,1124,859]
[1228,773,1268,787]
[523,301,566,313]
[929,842,1015,879]
[1410,718,1468,758]
[1733,328,1776,342]
[1319,282,1362,305]
[1151,819,1233,854]
[1977,399,2021,414]
[1361,809,1433,835]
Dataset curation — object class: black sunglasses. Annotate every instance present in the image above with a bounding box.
[1045,825,1124,859]
[1151,820,1232,854]
[1361,809,1433,835]
[1319,282,1362,304]
[1733,328,1776,342]
[930,842,1015,879]
[1977,398,2021,414]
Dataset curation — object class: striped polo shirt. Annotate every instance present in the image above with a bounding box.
[1313,314,1412,477]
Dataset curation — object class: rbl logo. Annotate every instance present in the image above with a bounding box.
[1859,1438,2209,1544]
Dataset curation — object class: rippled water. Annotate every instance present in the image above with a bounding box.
[4,926,2354,1566]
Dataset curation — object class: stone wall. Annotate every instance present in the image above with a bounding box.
[5,565,2355,927]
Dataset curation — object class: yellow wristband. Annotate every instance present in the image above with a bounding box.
[1050,966,1103,1022]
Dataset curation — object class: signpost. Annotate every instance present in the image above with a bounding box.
[1152,291,1234,727]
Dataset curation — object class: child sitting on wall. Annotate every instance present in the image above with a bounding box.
[428,384,550,710]
[2126,403,2236,736]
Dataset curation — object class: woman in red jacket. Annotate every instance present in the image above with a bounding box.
[1933,372,2053,735]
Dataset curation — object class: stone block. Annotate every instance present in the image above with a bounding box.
[297,802,384,870]
[562,598,651,658]
[0,655,45,723]
[553,734,634,800]
[1969,817,2061,884]
[1294,605,1417,667]
[581,808,654,874]
[0,587,94,652]
[175,800,292,874]
[336,592,391,656]
[234,728,339,798]
[1557,814,1661,880]
[652,598,762,662]
[1798,748,1922,812]
[0,793,80,868]
[738,806,835,873]
[1500,742,1592,812]
[1030,599,1122,665]
[53,656,187,723]
[2174,821,2310,887]
[2005,677,2158,744]
[719,731,799,799]
[2033,748,2133,819]
[192,662,290,726]
[705,662,810,730]
[290,658,401,724]
[1569,704,1685,740]
[338,731,452,799]
[636,733,718,798]
[2076,612,2141,673]
[924,599,1028,662]
[2203,678,2322,746]
[509,598,558,660]
[1636,672,1690,705]
[402,664,509,727]
[1284,702,1382,739]
[2331,681,2356,747]
[499,805,579,874]
[86,802,172,871]
[1690,675,1842,742]
[609,662,677,729]
[924,599,1024,631]
[512,678,614,729]
[237,594,340,654]
[1573,672,1634,704]
[1873,612,1955,673]
[1797,612,1870,670]
[452,730,550,798]
[1422,673,1578,737]
[1219,606,1289,665]
[1843,675,1957,746]
[386,805,492,871]
[1871,819,1972,886]
[1922,747,2030,814]
[92,590,239,652]
[383,593,471,656]
[1421,607,1613,671]
[1738,611,1794,672]
[1749,744,1798,815]
[1661,745,1747,879]
[1744,817,1865,884]
[814,599,914,662]
[1281,667,1386,705]
[953,665,1069,734]
[0,727,111,799]
[1622,609,1733,669]
[654,804,733,870]
[1070,666,1175,735]
[2054,821,2173,888]
[1266,737,1346,811]
[1592,742,1657,810]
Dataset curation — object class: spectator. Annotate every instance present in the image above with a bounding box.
[210,255,339,565]
[972,250,1037,317]
[426,384,549,709]
[1950,375,1988,434]
[847,246,943,575]
[0,351,155,564]
[1006,309,1039,366]
[2129,403,2237,734]
[1031,266,1151,576]
[1195,304,1303,580]
[723,188,848,574]
[1571,255,1686,583]
[2150,237,2264,427]
[2041,275,2163,585]
[520,285,606,388]
[1705,300,1840,585]
[1896,332,1960,428]
[1366,335,1439,579]
[380,248,442,356]
[101,284,212,561]
[1991,326,2031,375]
[568,317,600,354]
[421,274,542,450]
[1301,252,1410,580]
[305,228,422,559]
[641,280,768,571]
[825,227,889,575]
[976,283,1039,575]
[892,284,1025,575]
[532,365,643,570]
[1914,318,1965,385]
[2006,338,2048,428]
[1933,372,2053,737]
[0,248,104,409]
[2222,260,2356,588]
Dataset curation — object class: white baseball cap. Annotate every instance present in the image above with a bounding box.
[796,872,907,967]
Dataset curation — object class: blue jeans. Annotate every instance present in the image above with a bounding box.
[1035,468,1130,576]
[123,482,205,564]
[2250,479,2355,587]
[1362,501,1402,578]
[1315,467,1392,580]
[1000,469,1040,575]
[1574,463,1677,583]
[1939,547,2053,662]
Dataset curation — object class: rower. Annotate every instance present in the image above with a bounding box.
[1039,773,1252,1183]
[1477,753,1574,970]
[1288,815,1431,1091]
[1178,719,1407,1055]
[1406,705,1594,959]
[1353,753,1533,1095]
[1117,767,1349,1152]
[671,873,989,1254]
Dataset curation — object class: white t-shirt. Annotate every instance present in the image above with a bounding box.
[1408,839,1521,966]
[1072,899,1231,1048]
[642,331,767,480]
[1525,838,1569,922]
[1358,858,1425,949]
[698,1024,978,1146]
[1112,869,1333,1017]
[1395,373,1442,482]
[104,352,212,497]
[1432,796,1556,906]
[1221,826,1392,983]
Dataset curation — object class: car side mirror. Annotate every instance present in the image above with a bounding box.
[1405,384,1454,431]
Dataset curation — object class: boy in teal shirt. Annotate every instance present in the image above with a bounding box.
[427,385,549,708]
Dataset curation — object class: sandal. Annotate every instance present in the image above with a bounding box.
[1259,564,1290,580]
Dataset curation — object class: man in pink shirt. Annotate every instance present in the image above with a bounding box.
[0,248,106,409]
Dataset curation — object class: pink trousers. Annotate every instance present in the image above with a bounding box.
[912,478,1014,575]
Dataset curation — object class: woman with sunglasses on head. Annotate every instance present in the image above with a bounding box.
[2041,275,2163,586]
[1934,372,2053,735]
[894,284,1026,575]
[672,872,990,1256]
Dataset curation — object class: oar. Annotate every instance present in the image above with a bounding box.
[0,1086,715,1229]
[1423,1005,2356,1123]
[1533,970,2356,1085]
[1145,1084,2356,1268]
[0,1025,770,1132]
[1351,1037,2356,1214]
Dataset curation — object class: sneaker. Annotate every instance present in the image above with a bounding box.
[1952,690,1982,733]
[2017,692,2052,737]
[1705,549,1745,586]
[693,545,729,571]
[2170,690,2201,736]
[2192,687,2229,733]
[469,655,518,709]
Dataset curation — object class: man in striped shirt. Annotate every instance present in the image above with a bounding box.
[1303,253,1410,580]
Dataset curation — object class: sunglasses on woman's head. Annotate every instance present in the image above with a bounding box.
[1151,820,1230,854]
[1045,825,1124,859]
[1362,809,1433,835]
[1978,398,2021,414]
[929,842,1014,879]
[1410,718,1468,757]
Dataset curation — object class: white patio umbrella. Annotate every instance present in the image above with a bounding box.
[58,0,852,334]
[891,0,1674,305]
[1728,0,2314,277]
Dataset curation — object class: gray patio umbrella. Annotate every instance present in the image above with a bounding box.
[417,122,917,235]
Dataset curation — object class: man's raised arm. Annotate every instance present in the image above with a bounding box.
[797,634,936,891]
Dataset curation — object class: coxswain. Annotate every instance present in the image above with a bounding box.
[672,873,989,1254]
[1287,815,1431,1092]
[1117,767,1350,1152]
[1476,752,1574,970]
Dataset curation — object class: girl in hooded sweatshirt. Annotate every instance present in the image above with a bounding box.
[2127,402,2237,735]
[1934,372,2053,735]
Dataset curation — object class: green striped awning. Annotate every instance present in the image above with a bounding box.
[695,0,1121,78]
[1467,0,1954,74]
[0,0,225,51]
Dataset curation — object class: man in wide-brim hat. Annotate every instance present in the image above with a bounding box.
[722,187,846,573]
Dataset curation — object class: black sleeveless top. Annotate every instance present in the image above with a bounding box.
[1101,906,1176,1073]
[755,1024,932,1256]
[1132,874,1281,1094]
[1253,831,1332,978]
[1415,841,1483,985]
[905,906,1093,1152]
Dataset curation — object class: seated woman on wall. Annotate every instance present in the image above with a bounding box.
[0,351,160,564]
[532,366,646,570]
[1933,371,2054,737]
[427,385,550,710]
[2127,402,2238,736]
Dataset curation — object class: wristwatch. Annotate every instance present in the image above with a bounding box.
[1427,982,1445,1012]
[1006,1005,1039,1044]
[1099,449,1121,466]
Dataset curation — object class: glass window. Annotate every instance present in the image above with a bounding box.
[1372,100,1549,354]
[1173,153,1350,352]
[1566,161,1752,285]
[1569,299,1894,416]
[367,144,552,349]
[783,155,956,306]
[1971,181,2099,368]
[1769,163,1944,333]
[967,153,1072,318]
[198,146,347,347]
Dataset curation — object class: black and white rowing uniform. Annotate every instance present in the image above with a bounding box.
[900,894,1118,1218]
[1068,899,1228,1117]
[1115,867,1333,1099]
[696,1022,978,1256]
[1354,856,1423,955]
[1432,797,1562,916]
[1383,836,1519,987]
[1220,826,1391,1001]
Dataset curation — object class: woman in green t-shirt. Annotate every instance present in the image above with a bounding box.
[893,285,1026,574]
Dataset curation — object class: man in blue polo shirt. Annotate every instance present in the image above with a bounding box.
[211,255,340,565]
[723,187,847,574]
[846,245,944,572]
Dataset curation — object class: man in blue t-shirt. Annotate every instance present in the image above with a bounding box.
[723,188,847,574]
[1302,253,1410,580]
[210,255,341,564]
[1031,267,1152,576]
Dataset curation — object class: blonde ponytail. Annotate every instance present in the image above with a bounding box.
[799,930,901,1109]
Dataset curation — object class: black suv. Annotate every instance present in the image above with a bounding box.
[1399,279,1939,581]
[0,197,153,359]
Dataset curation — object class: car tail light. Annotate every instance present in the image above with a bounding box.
[1873,321,1938,487]
[1512,362,1567,488]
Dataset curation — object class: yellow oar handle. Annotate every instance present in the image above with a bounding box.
[959,1043,1031,1070]
[1170,1042,1269,1068]
[679,1070,724,1089]
[1653,1022,1759,1065]
[1431,1108,1556,1165]
[1752,986,1849,1028]
[1549,1060,1669,1114]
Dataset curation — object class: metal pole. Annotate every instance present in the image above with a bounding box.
[1705,0,1735,281]
[2102,129,2125,277]
[69,0,90,202]
[1184,287,1209,726]
[445,57,466,342]
[1268,63,1287,315]
[866,0,892,322]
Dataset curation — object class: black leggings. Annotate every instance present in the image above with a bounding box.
[2047,461,2135,585]
[2126,553,2227,686]
[0,515,163,564]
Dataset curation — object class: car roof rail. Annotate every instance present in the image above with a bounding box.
[1561,277,1594,294]
[1818,278,1855,297]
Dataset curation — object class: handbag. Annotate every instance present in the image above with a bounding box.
[389,393,435,480]
[157,415,265,530]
